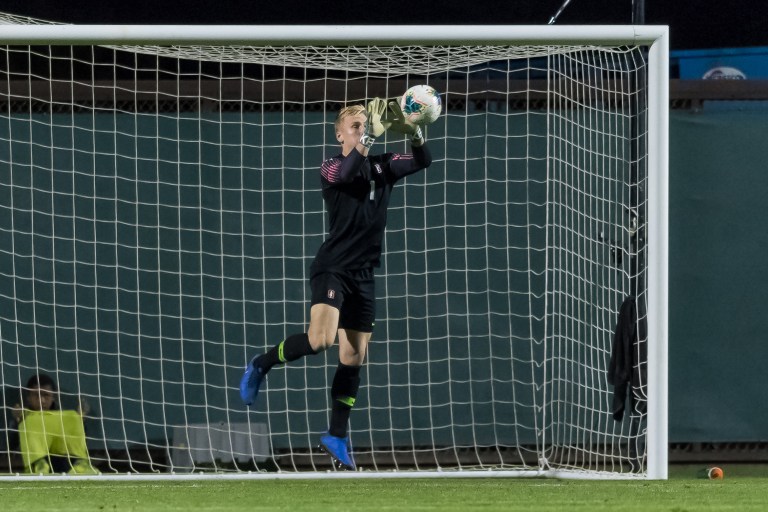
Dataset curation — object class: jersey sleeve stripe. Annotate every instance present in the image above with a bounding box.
[321,158,343,183]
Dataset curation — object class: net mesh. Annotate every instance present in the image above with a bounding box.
[0,13,650,477]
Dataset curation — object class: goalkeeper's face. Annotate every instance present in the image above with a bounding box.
[336,112,367,156]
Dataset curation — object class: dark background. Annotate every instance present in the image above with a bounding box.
[1,0,766,50]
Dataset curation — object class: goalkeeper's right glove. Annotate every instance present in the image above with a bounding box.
[366,98,391,138]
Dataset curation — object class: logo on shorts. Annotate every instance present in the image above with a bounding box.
[374,163,383,174]
[327,289,335,300]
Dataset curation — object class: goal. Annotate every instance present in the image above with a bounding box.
[0,16,668,479]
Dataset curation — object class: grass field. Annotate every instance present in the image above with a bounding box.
[2,464,767,511]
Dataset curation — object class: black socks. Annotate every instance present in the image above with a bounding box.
[329,363,362,438]
[256,335,363,439]
[257,332,316,372]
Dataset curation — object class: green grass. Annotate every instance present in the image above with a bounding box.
[1,465,767,511]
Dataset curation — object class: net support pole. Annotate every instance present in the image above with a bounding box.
[645,27,669,481]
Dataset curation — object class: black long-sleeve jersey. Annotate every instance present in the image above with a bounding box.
[310,144,432,276]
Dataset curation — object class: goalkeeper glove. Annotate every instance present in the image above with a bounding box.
[366,98,391,138]
[384,101,423,142]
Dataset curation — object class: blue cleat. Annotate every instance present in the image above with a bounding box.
[240,356,266,406]
[319,432,356,471]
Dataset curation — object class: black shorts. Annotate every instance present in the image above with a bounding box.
[310,268,375,333]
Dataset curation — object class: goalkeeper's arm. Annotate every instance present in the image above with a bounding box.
[387,136,432,180]
[384,100,431,179]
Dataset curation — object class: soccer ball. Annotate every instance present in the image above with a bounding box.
[400,85,442,125]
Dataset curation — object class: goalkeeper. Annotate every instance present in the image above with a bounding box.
[241,98,432,470]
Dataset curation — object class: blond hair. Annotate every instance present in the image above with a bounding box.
[335,104,366,135]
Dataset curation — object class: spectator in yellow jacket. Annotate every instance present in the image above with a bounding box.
[12,374,98,474]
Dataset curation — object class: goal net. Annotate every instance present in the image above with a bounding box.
[0,16,668,479]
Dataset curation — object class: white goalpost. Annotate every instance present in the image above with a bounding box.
[0,16,668,480]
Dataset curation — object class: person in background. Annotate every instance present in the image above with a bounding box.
[12,373,98,474]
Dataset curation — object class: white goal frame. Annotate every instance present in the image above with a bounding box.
[0,24,669,480]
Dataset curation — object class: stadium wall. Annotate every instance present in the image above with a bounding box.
[1,90,767,456]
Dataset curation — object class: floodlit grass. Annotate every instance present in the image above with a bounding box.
[1,465,767,511]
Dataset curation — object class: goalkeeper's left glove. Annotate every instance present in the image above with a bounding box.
[384,101,423,143]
